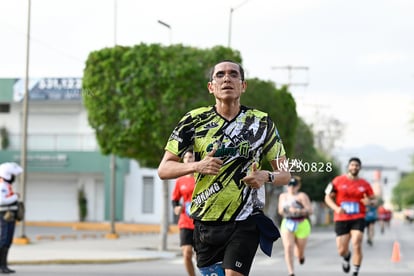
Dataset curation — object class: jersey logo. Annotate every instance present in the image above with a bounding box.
[206,140,250,158]
[203,122,219,129]
[193,182,223,205]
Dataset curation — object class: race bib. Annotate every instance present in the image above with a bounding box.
[285,218,298,232]
[199,262,225,276]
[341,202,360,214]
[185,202,192,216]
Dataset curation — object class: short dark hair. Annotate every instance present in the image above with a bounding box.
[288,175,301,186]
[209,60,245,81]
[348,157,361,166]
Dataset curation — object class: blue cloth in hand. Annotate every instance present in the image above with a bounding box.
[252,210,280,257]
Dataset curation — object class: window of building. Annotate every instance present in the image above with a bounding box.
[142,176,154,213]
[0,104,10,113]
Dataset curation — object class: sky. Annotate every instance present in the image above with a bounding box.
[1,0,413,153]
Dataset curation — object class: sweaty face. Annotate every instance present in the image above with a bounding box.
[208,62,246,101]
[348,161,361,177]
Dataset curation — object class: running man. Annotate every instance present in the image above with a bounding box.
[158,60,291,276]
[324,157,376,276]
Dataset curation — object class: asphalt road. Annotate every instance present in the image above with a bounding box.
[9,219,414,275]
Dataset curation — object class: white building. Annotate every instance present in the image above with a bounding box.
[0,77,174,223]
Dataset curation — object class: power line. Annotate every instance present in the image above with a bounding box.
[271,65,309,88]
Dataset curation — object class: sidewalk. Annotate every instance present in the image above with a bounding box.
[9,222,333,265]
[10,232,180,265]
[10,222,182,265]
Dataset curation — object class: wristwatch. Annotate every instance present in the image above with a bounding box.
[268,172,275,183]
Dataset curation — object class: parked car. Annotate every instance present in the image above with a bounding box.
[403,208,414,223]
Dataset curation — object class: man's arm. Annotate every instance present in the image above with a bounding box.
[324,181,345,214]
[242,156,291,189]
[300,192,313,216]
[158,150,223,180]
[269,156,291,185]
[324,193,340,213]
[361,193,378,206]
[158,151,196,180]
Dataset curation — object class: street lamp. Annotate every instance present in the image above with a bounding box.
[157,20,172,45]
[157,18,173,251]
[227,0,249,47]
[113,0,117,45]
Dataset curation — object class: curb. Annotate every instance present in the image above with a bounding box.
[10,257,162,265]
[20,221,179,233]
[14,221,179,244]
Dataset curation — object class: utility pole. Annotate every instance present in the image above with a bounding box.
[227,0,249,47]
[106,0,119,240]
[157,20,172,45]
[15,0,32,245]
[157,19,172,251]
[271,65,309,88]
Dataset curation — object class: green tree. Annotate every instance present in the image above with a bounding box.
[83,44,298,168]
[83,43,241,167]
[242,82,297,154]
[392,172,414,210]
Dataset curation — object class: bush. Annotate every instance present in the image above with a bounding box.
[0,127,9,149]
[78,187,88,221]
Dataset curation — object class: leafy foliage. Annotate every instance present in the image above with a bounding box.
[0,127,9,149]
[78,187,87,222]
[242,81,297,155]
[83,44,298,168]
[83,44,241,167]
[392,172,414,209]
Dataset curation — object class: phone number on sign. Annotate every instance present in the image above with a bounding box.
[278,159,333,173]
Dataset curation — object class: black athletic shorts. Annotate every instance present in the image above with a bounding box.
[335,218,366,236]
[179,228,194,246]
[193,216,260,275]
[365,219,376,227]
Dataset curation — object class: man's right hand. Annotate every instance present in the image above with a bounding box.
[197,149,223,175]
[335,206,345,214]
[174,206,182,216]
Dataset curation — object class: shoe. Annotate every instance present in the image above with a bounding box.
[352,272,358,276]
[299,257,305,265]
[367,239,373,246]
[342,262,350,273]
[342,252,351,273]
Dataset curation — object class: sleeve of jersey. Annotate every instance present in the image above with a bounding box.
[164,112,194,157]
[325,180,336,194]
[171,179,181,201]
[263,116,286,161]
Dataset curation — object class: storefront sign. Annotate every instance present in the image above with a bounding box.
[13,78,82,101]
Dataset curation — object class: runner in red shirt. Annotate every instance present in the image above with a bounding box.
[377,205,392,233]
[324,157,376,276]
[171,150,196,276]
